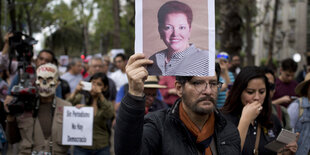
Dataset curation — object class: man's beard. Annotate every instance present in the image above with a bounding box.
[182,93,216,116]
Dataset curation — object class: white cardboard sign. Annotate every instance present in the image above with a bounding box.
[62,106,94,146]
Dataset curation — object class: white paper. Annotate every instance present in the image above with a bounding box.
[59,55,69,66]
[276,129,297,144]
[81,81,92,92]
[264,129,297,152]
[62,106,94,146]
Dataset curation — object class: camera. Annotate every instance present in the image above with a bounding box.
[81,81,92,91]
[7,32,38,116]
[8,32,37,63]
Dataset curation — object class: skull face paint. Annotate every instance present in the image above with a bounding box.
[35,63,58,97]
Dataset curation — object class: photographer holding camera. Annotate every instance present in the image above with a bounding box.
[5,63,71,155]
[2,33,66,108]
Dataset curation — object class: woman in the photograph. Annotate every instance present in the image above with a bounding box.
[68,72,114,155]
[221,66,297,155]
[147,1,209,76]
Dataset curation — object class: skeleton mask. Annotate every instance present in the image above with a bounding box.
[35,63,58,97]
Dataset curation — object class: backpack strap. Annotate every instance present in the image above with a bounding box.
[298,98,304,118]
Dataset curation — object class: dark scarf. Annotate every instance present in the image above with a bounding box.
[179,103,214,155]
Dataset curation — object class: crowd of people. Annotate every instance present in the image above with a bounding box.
[0,32,309,155]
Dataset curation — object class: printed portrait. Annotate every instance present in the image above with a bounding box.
[135,0,215,76]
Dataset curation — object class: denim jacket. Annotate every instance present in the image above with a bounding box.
[294,97,310,155]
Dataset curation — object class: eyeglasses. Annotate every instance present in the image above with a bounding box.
[91,65,104,68]
[189,80,223,93]
[270,83,275,91]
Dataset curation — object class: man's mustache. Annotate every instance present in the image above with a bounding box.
[196,96,215,104]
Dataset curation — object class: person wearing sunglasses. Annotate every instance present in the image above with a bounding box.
[263,67,291,130]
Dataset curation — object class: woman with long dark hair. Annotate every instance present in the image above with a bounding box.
[68,72,114,155]
[222,66,296,154]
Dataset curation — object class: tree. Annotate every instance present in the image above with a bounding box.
[93,0,135,55]
[112,0,121,48]
[266,0,279,69]
[13,0,51,36]
[44,1,83,56]
[240,0,270,66]
[71,0,96,56]
[218,0,243,57]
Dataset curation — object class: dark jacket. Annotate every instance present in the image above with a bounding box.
[115,93,241,155]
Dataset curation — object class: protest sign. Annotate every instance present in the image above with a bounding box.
[135,0,215,76]
[62,106,94,146]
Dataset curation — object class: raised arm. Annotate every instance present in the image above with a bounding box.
[115,54,157,155]
[238,101,262,150]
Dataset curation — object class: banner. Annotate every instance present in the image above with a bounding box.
[62,106,94,146]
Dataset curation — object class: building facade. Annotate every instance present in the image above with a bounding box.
[253,0,308,70]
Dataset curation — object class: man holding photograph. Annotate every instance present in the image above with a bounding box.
[115,54,240,154]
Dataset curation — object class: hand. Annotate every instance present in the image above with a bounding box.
[126,54,153,97]
[3,95,13,113]
[168,88,177,95]
[2,33,13,55]
[74,81,84,94]
[4,33,13,43]
[279,96,292,104]
[283,132,299,153]
[90,84,102,96]
[76,104,85,109]
[219,60,228,73]
[240,101,263,124]
[284,141,297,153]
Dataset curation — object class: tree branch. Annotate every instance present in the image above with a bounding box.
[253,1,271,28]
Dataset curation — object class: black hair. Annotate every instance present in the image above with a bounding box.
[281,58,297,72]
[82,72,110,106]
[114,53,127,62]
[176,63,221,84]
[222,66,273,129]
[158,1,193,29]
[38,49,56,61]
[52,58,59,66]
[229,54,240,62]
[262,67,276,82]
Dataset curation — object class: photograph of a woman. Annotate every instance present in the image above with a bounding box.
[135,0,214,76]
[147,1,210,76]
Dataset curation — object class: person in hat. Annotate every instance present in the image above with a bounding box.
[288,73,310,154]
[216,52,235,108]
[143,76,168,113]
[115,76,168,114]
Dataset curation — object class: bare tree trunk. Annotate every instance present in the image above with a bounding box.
[78,0,89,56]
[25,5,32,36]
[244,0,255,66]
[112,0,121,48]
[267,0,279,69]
[17,6,23,31]
[83,24,89,55]
[7,0,16,31]
[219,0,242,56]
[0,0,3,48]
